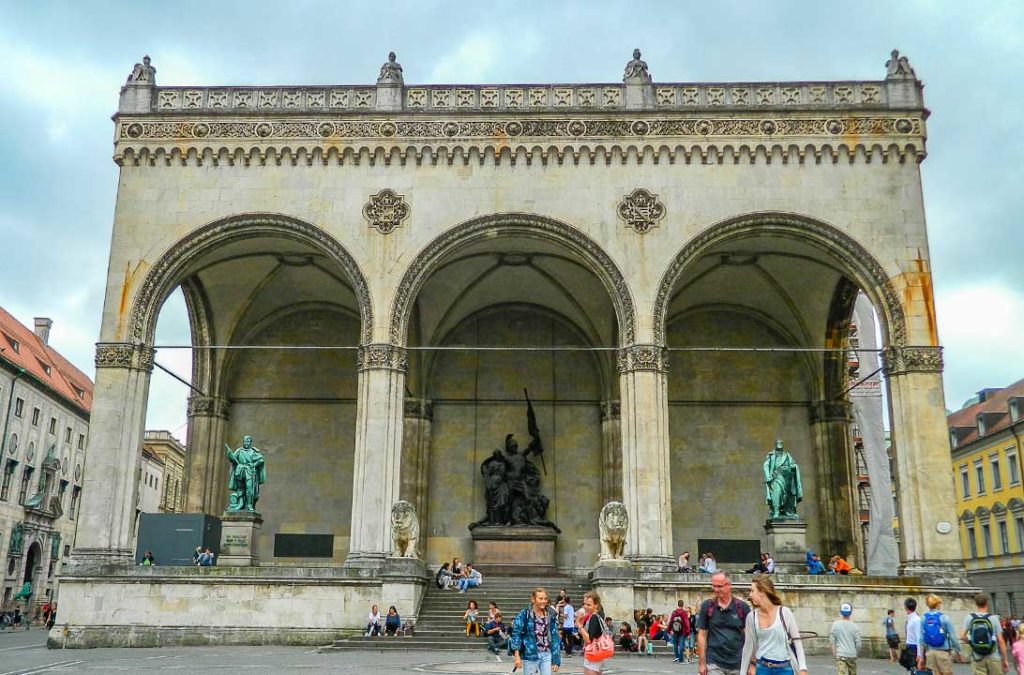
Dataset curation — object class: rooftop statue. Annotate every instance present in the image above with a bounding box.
[127,55,157,85]
[763,438,802,520]
[225,435,266,513]
[885,49,916,78]
[623,48,652,84]
[377,51,404,85]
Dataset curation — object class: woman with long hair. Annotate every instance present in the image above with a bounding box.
[577,590,608,674]
[739,575,807,675]
[463,599,481,637]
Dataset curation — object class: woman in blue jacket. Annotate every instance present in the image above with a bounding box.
[510,588,562,674]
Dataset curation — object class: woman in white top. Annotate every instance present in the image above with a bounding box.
[366,604,383,637]
[739,576,807,675]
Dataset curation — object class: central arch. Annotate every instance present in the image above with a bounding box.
[388,213,636,347]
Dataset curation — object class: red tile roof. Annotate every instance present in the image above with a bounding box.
[947,377,1024,447]
[0,306,93,416]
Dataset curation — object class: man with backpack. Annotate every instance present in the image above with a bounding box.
[698,572,750,675]
[669,600,690,663]
[961,594,1010,675]
[918,593,962,675]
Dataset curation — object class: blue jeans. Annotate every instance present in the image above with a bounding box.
[673,633,686,660]
[756,662,793,675]
[523,651,553,675]
[458,578,479,592]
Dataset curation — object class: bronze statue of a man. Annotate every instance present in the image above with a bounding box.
[225,435,266,512]
[763,438,802,520]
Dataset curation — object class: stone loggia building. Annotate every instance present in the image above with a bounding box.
[56,50,972,647]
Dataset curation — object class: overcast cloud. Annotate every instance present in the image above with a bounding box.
[0,0,1021,437]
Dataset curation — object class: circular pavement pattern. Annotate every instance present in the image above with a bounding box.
[412,662,619,673]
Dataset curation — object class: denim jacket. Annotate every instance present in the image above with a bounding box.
[510,606,562,667]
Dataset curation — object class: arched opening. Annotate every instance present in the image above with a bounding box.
[23,541,41,587]
[657,213,904,573]
[130,214,372,564]
[394,214,633,572]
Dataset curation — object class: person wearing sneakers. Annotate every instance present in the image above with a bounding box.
[830,603,862,675]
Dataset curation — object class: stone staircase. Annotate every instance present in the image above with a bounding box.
[322,575,592,652]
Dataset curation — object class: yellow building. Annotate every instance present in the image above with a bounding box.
[949,378,1024,616]
[142,430,185,513]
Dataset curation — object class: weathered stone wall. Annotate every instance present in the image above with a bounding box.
[51,564,427,648]
[593,572,978,656]
[223,308,359,562]
[668,310,819,557]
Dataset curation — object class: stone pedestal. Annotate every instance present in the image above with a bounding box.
[219,512,262,566]
[764,520,807,574]
[470,526,557,575]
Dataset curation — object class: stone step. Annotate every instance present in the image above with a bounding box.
[321,636,677,654]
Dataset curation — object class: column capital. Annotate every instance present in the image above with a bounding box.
[94,342,155,372]
[617,344,668,374]
[809,400,852,424]
[357,343,408,373]
[403,397,433,420]
[187,395,230,419]
[882,345,943,376]
[600,399,621,421]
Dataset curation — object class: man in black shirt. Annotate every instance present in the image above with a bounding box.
[697,572,750,675]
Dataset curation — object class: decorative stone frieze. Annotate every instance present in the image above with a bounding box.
[617,188,666,234]
[357,343,408,373]
[141,80,915,114]
[617,345,668,374]
[94,343,155,372]
[363,189,410,234]
[187,395,231,419]
[809,400,852,424]
[403,398,433,420]
[881,346,944,376]
[117,115,924,144]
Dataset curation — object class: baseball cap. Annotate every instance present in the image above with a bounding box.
[839,603,853,616]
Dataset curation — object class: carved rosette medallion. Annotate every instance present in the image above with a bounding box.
[94,343,155,372]
[357,343,408,372]
[882,345,944,376]
[617,188,666,234]
[187,395,231,419]
[617,345,669,374]
[363,189,410,234]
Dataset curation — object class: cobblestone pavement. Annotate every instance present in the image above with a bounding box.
[0,630,978,674]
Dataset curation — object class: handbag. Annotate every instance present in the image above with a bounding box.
[777,607,800,662]
[583,614,615,661]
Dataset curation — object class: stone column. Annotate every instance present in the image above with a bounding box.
[345,344,407,569]
[71,343,154,566]
[401,398,433,529]
[809,400,861,565]
[618,345,673,568]
[600,400,622,504]
[183,395,230,514]
[884,346,965,583]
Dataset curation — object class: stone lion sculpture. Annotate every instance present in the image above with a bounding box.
[391,500,420,558]
[598,501,628,560]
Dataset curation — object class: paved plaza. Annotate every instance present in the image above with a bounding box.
[0,630,979,674]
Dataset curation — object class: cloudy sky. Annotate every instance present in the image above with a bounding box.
[1,1,1021,438]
